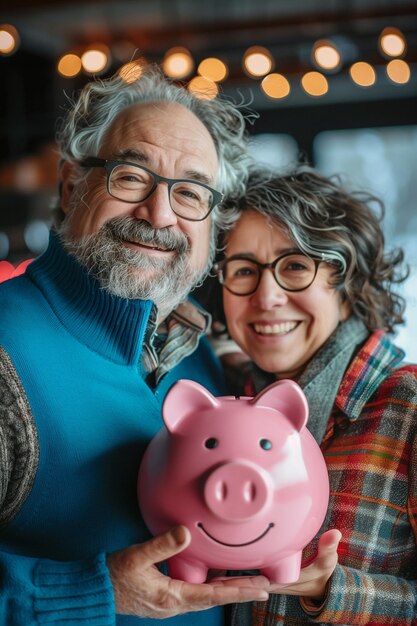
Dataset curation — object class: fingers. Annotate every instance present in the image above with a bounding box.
[182,577,269,609]
[108,531,269,618]
[138,526,192,568]
[210,583,269,606]
[316,529,342,572]
[318,528,342,549]
[211,575,270,588]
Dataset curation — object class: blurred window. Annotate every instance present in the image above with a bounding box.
[250,133,299,170]
[314,126,417,361]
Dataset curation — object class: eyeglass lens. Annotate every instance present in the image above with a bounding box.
[109,163,214,220]
[221,254,318,294]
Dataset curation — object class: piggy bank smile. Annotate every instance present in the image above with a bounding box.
[138,378,329,584]
[197,521,275,547]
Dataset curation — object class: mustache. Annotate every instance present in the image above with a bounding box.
[103,217,190,255]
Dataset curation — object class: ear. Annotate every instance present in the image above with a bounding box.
[60,160,76,215]
[162,379,219,433]
[250,379,309,432]
[339,300,351,322]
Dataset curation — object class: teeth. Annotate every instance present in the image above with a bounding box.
[253,321,298,335]
[128,240,168,252]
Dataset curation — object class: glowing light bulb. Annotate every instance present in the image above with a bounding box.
[163,47,194,79]
[313,40,341,70]
[57,54,82,78]
[243,46,273,77]
[379,27,406,57]
[261,73,290,99]
[81,46,109,74]
[0,24,19,55]
[349,62,376,87]
[386,59,411,84]
[301,71,328,97]
[188,76,218,100]
[198,58,228,82]
[118,60,144,84]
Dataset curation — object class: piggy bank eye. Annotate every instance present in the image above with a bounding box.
[205,437,219,449]
[259,438,272,450]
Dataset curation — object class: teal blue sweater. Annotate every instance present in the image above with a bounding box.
[0,233,226,625]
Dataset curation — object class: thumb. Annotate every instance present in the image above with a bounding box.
[318,529,342,551]
[139,526,192,568]
[316,529,342,572]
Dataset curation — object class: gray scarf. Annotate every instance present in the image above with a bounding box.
[250,316,369,444]
[229,317,370,626]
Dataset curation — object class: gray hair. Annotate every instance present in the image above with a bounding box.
[220,164,408,333]
[54,63,252,230]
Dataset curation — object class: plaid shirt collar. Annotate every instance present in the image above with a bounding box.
[336,330,405,421]
[142,300,211,384]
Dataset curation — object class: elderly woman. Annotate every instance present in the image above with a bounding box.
[213,166,417,625]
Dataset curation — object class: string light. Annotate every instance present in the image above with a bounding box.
[198,57,228,82]
[349,61,376,87]
[313,40,341,71]
[243,46,273,77]
[57,53,82,78]
[0,24,19,55]
[118,60,145,84]
[163,47,194,79]
[261,73,290,99]
[386,59,411,84]
[379,27,406,57]
[81,45,110,74]
[301,71,328,97]
[188,76,218,99]
[1,24,412,102]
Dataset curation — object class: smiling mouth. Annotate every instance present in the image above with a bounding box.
[252,321,299,336]
[197,523,274,547]
[124,239,173,253]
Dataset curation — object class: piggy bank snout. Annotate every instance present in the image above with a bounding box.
[204,462,272,521]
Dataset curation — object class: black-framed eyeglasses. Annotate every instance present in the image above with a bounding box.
[215,251,338,296]
[81,156,224,222]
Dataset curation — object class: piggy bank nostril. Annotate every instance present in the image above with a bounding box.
[243,481,256,502]
[204,462,272,520]
[215,481,228,501]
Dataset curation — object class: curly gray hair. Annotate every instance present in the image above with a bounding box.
[219,164,408,333]
[54,63,252,231]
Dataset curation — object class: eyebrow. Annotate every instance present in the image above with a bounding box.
[225,248,302,261]
[110,149,214,186]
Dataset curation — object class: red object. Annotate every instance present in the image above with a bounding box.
[0,259,33,283]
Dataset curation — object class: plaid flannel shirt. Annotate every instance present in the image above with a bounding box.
[232,331,417,625]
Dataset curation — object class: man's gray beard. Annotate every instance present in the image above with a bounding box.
[58,215,212,317]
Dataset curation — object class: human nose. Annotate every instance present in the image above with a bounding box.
[250,268,289,309]
[132,182,178,228]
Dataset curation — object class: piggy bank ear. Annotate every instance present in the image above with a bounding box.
[250,379,309,432]
[162,379,219,433]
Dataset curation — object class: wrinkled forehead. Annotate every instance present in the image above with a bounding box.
[101,101,219,183]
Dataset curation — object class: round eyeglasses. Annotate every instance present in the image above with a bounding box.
[215,251,338,296]
[81,156,224,222]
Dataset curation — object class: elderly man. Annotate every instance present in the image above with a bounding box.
[0,65,268,625]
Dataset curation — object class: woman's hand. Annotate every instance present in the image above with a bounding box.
[268,529,342,600]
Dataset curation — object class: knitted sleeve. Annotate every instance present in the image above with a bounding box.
[0,347,115,625]
[306,561,417,624]
[0,346,39,526]
[0,551,115,625]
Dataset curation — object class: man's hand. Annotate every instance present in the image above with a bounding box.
[267,529,342,600]
[107,526,269,618]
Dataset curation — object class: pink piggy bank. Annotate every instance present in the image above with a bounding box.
[138,378,329,584]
